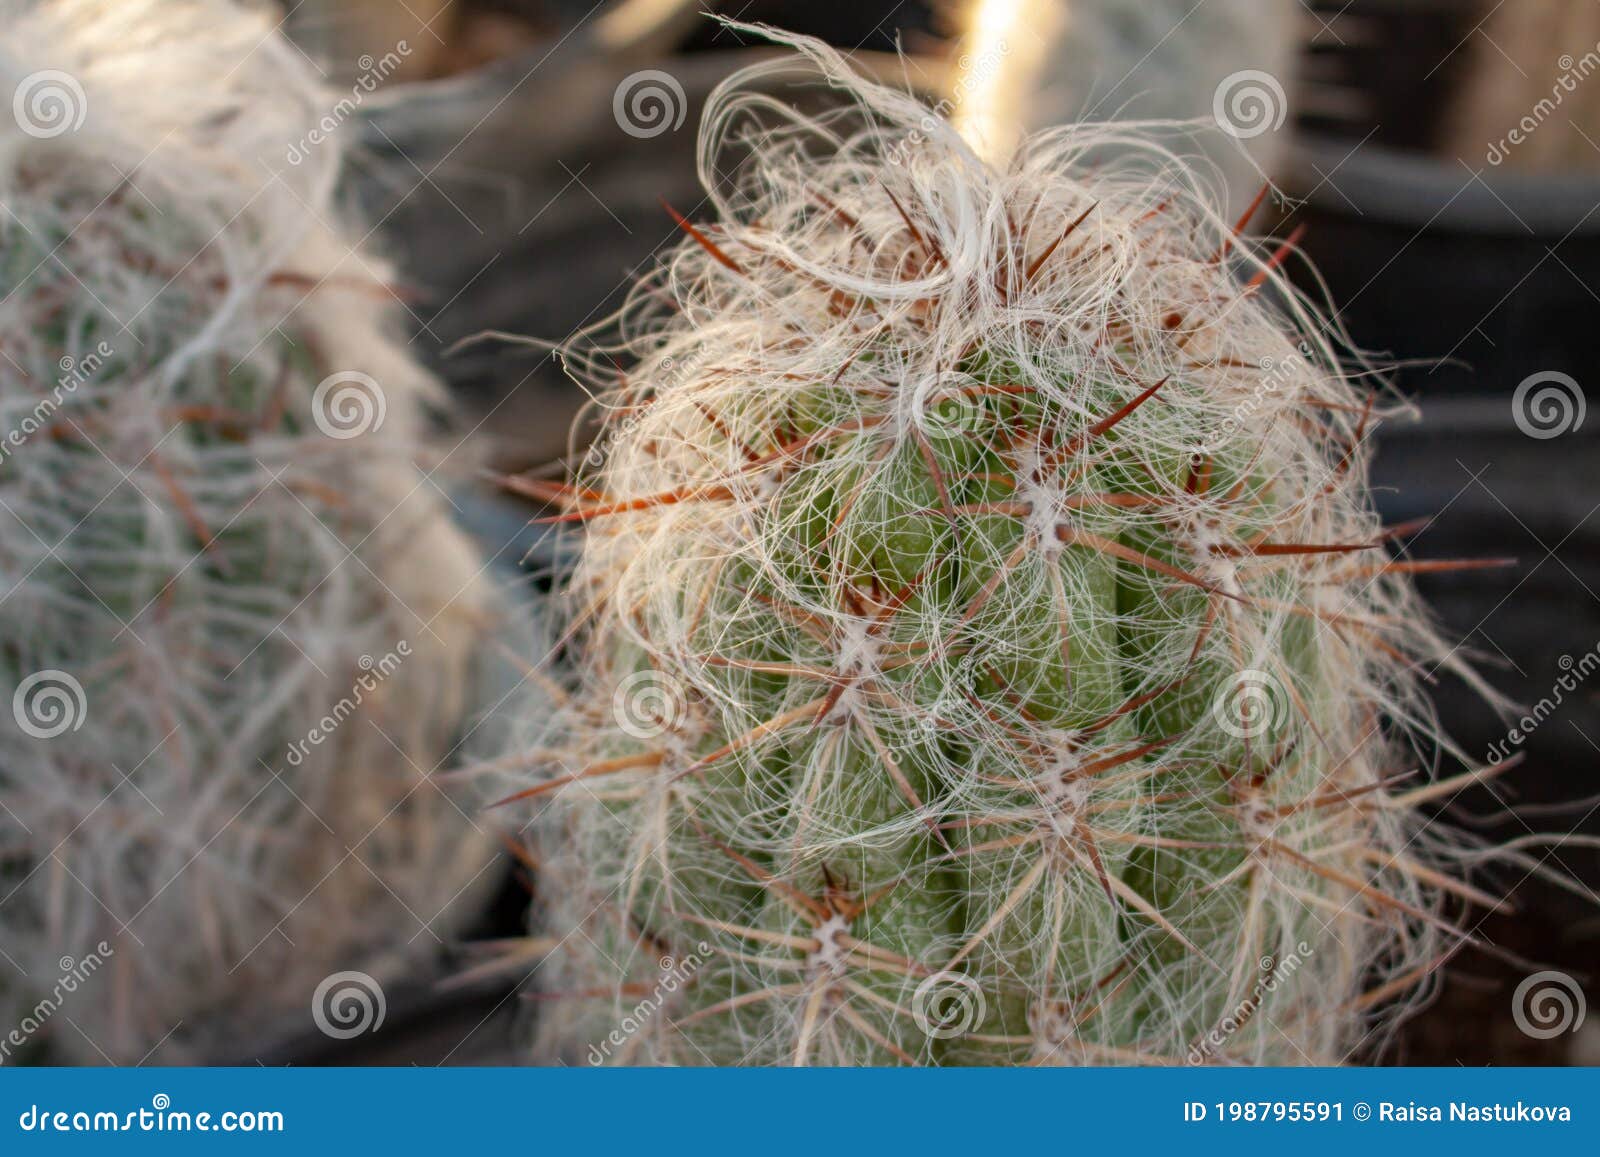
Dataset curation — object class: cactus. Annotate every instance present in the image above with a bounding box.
[518,27,1497,1066]
[0,0,510,1062]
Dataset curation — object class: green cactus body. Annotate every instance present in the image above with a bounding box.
[528,30,1464,1066]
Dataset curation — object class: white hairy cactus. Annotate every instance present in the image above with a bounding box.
[0,0,508,1062]
[508,25,1518,1067]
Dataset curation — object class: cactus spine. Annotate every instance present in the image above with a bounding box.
[521,28,1485,1066]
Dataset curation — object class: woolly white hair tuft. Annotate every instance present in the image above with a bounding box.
[0,0,512,1062]
[513,22,1529,1067]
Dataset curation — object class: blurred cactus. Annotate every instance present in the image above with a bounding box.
[0,0,511,1062]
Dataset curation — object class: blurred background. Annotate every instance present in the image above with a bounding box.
[227,0,1600,1065]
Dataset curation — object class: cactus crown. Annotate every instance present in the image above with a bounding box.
[526,26,1481,1065]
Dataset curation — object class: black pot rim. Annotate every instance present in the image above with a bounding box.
[1288,134,1600,237]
